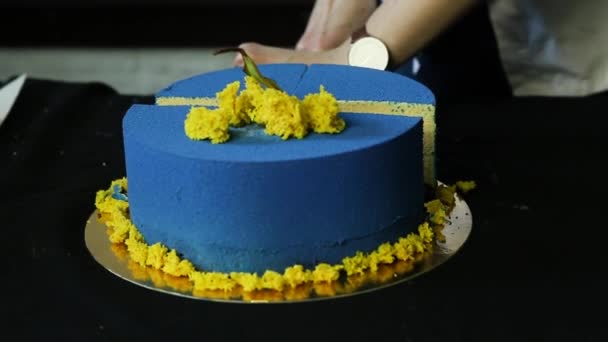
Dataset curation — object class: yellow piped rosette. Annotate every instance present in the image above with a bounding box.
[183,76,345,144]
[95,178,474,299]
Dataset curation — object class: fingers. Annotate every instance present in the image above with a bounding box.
[234,43,294,66]
[233,52,244,67]
[296,0,332,51]
[296,0,377,52]
[231,36,350,69]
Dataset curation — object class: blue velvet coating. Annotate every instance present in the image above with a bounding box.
[124,108,423,273]
[124,65,433,274]
[156,64,308,99]
[294,64,435,104]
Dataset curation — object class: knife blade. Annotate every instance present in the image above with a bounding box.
[0,73,27,128]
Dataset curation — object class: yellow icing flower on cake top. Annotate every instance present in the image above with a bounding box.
[184,106,230,144]
[301,86,345,134]
[184,76,345,143]
[217,81,251,127]
[252,87,308,140]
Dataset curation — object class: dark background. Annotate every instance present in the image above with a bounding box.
[8,2,604,341]
[0,1,511,100]
[1,1,313,47]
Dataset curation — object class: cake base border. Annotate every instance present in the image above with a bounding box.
[84,191,472,303]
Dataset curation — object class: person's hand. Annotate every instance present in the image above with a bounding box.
[295,0,377,51]
[233,40,351,67]
[232,0,376,67]
[233,0,478,71]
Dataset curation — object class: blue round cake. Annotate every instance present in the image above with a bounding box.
[123,64,436,274]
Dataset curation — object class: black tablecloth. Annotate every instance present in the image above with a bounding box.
[2,78,606,341]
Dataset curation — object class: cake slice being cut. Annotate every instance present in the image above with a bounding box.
[156,64,436,184]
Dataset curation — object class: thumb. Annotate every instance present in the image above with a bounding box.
[233,52,244,67]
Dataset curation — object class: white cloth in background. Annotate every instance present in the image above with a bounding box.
[489,0,608,96]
